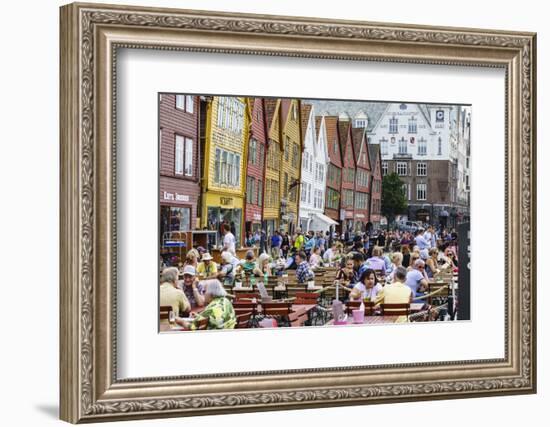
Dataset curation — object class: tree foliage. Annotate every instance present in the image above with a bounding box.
[381,172,407,225]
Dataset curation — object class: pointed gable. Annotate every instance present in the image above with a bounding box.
[368,143,381,176]
[352,127,371,171]
[338,120,356,169]
[323,116,342,167]
[264,98,280,141]
[300,103,312,142]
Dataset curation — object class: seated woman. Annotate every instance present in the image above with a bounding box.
[184,249,200,270]
[387,252,404,282]
[336,257,355,290]
[254,252,272,277]
[182,279,236,330]
[366,246,386,271]
[308,246,323,270]
[349,268,383,302]
[425,247,440,278]
[217,251,239,286]
[237,250,257,277]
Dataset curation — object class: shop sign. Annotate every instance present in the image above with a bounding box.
[345,210,353,219]
[163,191,189,202]
[220,197,233,206]
[253,213,262,221]
[355,213,365,219]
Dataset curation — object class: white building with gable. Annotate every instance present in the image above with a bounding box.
[299,104,334,232]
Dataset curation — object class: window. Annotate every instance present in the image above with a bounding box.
[309,154,313,172]
[355,192,367,209]
[397,162,407,176]
[185,96,194,113]
[184,138,193,176]
[284,173,289,197]
[161,206,191,233]
[389,116,398,134]
[301,181,307,202]
[326,188,340,210]
[292,103,298,120]
[214,148,241,186]
[417,183,427,201]
[307,183,312,204]
[248,138,257,165]
[175,135,184,175]
[246,177,255,203]
[343,189,354,207]
[436,110,445,122]
[382,162,388,176]
[408,116,417,133]
[418,137,427,156]
[417,162,427,176]
[354,119,367,128]
[402,183,411,200]
[217,97,245,134]
[438,137,443,155]
[398,137,407,155]
[380,138,388,155]
[303,152,308,171]
[291,143,298,167]
[284,137,290,161]
[175,95,185,110]
[257,180,263,206]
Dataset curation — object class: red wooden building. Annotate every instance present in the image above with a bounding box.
[159,94,201,242]
[351,127,372,232]
[244,98,268,235]
[338,119,357,235]
[322,116,343,231]
[368,143,383,230]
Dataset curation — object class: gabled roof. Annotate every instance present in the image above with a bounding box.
[264,98,279,138]
[300,103,313,142]
[367,143,381,172]
[324,116,342,161]
[351,127,366,161]
[337,120,351,155]
[306,99,388,132]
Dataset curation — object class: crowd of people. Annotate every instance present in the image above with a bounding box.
[160,224,460,330]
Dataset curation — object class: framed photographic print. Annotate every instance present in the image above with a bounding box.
[60,2,537,423]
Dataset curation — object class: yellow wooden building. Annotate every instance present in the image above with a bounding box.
[201,96,250,246]
[279,99,303,234]
[262,99,282,236]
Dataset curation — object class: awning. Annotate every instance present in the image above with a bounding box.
[310,213,338,230]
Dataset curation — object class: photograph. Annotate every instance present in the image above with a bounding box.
[158,95,471,332]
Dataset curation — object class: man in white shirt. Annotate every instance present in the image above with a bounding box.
[414,229,431,250]
[222,223,236,255]
[424,225,436,248]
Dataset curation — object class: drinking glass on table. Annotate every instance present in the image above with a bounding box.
[168,310,176,325]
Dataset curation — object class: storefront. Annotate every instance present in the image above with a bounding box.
[245,213,263,234]
[159,178,198,244]
[263,218,279,237]
[203,192,244,247]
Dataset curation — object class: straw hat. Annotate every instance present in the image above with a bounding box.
[201,253,213,261]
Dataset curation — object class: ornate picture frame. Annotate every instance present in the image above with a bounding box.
[60,2,536,423]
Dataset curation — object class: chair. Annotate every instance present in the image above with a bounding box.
[294,292,319,305]
[380,303,411,316]
[261,302,292,326]
[288,310,308,327]
[345,301,376,316]
[235,312,253,329]
[159,305,173,321]
[195,317,209,330]
[234,292,260,301]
